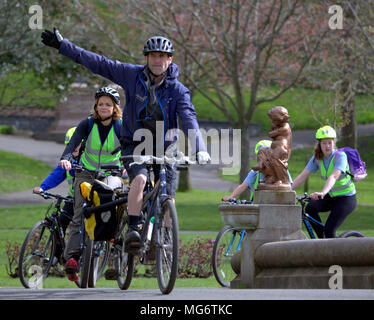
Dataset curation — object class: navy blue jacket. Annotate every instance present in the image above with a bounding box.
[59,39,206,154]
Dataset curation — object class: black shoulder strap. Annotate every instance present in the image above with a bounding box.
[79,116,94,159]
[112,119,122,140]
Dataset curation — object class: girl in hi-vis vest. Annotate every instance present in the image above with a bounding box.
[292,126,357,238]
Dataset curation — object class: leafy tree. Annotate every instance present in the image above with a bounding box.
[303,1,374,148]
[0,0,101,108]
[121,0,328,192]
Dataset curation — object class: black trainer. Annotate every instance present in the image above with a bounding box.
[124,225,142,253]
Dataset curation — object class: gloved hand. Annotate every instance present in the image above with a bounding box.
[197,151,211,164]
[41,27,63,50]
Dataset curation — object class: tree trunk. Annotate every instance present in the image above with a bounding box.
[177,122,192,192]
[338,79,357,148]
[177,169,192,192]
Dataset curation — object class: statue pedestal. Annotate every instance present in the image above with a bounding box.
[219,190,306,288]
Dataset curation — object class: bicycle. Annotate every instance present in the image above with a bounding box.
[117,153,195,294]
[212,198,251,288]
[296,193,365,239]
[80,165,132,290]
[18,190,108,288]
[71,164,128,288]
[18,192,72,288]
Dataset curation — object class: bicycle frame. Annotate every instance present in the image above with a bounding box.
[35,197,67,261]
[139,167,165,252]
[297,194,327,239]
[302,213,324,239]
[224,230,246,257]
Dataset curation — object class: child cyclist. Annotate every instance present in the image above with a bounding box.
[33,127,81,263]
[292,125,357,238]
[222,140,293,202]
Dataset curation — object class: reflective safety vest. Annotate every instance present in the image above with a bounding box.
[250,173,261,202]
[66,169,74,197]
[320,153,355,197]
[66,155,76,197]
[81,123,121,170]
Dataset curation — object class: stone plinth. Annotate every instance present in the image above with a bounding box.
[219,190,306,288]
[219,190,374,289]
[254,238,374,289]
[219,204,259,229]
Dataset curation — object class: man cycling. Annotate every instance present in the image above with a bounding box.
[41,29,210,253]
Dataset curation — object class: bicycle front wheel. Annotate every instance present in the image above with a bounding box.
[212,225,243,287]
[156,199,179,294]
[339,230,365,238]
[18,220,56,289]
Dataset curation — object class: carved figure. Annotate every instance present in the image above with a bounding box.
[252,106,292,190]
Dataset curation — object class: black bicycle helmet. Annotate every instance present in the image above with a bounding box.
[143,36,174,56]
[95,87,120,105]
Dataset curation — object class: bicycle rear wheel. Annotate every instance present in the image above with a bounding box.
[339,230,365,238]
[88,241,110,288]
[156,199,178,294]
[75,235,93,288]
[212,225,242,287]
[19,220,56,289]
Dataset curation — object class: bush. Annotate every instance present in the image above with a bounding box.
[4,238,65,280]
[178,237,214,278]
[5,236,216,281]
[5,240,20,278]
[0,125,15,134]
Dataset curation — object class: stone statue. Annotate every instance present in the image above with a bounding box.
[252,106,292,190]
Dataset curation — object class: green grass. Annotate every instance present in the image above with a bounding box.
[175,189,226,231]
[0,71,57,108]
[0,150,53,194]
[1,133,374,288]
[192,86,374,131]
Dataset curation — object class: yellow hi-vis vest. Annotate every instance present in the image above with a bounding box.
[320,153,355,197]
[81,123,121,170]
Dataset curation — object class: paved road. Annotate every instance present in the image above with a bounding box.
[1,286,374,300]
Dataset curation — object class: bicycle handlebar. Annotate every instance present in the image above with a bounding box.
[296,193,311,203]
[34,190,73,203]
[120,153,197,166]
[221,198,252,204]
[72,164,124,177]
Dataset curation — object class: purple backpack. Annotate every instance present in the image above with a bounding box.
[334,147,367,182]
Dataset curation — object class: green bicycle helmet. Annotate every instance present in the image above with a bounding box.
[315,125,337,140]
[64,127,77,145]
[254,139,272,155]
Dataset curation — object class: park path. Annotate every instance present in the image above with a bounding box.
[1,122,374,207]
